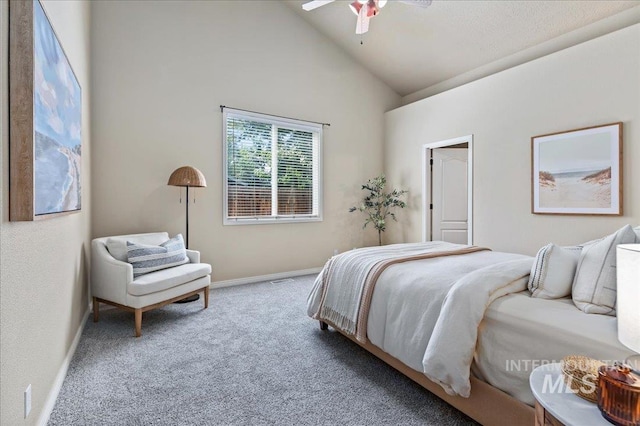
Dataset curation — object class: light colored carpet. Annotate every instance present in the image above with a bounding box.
[48,275,477,425]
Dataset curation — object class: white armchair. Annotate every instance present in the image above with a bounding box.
[91,232,211,337]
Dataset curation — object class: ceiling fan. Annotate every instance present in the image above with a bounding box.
[302,0,432,35]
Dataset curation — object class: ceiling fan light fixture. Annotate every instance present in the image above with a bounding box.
[301,0,433,38]
[349,1,362,15]
[367,0,379,17]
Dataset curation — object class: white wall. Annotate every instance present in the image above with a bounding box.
[0,1,92,424]
[385,24,639,253]
[90,0,400,281]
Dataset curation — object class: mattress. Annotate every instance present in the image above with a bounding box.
[473,291,634,406]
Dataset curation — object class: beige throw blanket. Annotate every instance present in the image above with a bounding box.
[310,242,490,343]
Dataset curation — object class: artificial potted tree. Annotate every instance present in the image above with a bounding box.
[349,175,407,246]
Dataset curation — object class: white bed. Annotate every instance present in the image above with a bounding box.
[308,241,634,411]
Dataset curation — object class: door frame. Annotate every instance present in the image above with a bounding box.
[422,135,474,244]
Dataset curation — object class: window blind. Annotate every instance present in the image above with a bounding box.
[224,109,322,224]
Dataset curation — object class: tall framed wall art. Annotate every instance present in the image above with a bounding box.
[9,0,82,221]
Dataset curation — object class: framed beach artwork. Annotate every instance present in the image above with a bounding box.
[9,0,82,221]
[531,123,622,215]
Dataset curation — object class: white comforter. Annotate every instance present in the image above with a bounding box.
[308,243,533,398]
[421,258,533,397]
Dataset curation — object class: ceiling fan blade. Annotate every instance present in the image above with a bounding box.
[355,7,370,34]
[302,0,335,11]
[397,0,432,8]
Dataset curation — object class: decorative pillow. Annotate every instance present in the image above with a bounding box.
[635,226,640,242]
[127,234,189,278]
[572,225,636,315]
[106,233,169,262]
[528,244,582,299]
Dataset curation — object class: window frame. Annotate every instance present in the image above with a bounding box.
[222,108,323,225]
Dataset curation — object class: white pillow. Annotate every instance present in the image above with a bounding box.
[528,244,582,299]
[634,226,640,242]
[106,233,169,262]
[572,224,637,315]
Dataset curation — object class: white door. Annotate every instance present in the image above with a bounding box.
[431,148,468,244]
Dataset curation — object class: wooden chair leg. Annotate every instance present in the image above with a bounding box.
[203,287,209,309]
[93,298,99,322]
[134,309,142,337]
[319,321,328,330]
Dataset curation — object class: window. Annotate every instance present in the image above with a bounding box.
[223,108,322,224]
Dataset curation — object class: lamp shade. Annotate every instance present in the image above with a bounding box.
[167,166,207,188]
[617,244,640,353]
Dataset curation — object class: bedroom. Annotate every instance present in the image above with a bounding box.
[1,0,639,425]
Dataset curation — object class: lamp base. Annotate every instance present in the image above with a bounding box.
[174,294,200,304]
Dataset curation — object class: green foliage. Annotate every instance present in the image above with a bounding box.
[227,119,313,189]
[349,175,407,245]
[277,129,313,190]
[227,120,272,186]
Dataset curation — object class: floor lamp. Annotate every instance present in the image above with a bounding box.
[168,166,207,302]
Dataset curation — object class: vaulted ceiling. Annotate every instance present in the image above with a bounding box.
[284,1,640,98]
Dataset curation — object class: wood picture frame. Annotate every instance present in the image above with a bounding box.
[9,0,82,221]
[531,122,622,216]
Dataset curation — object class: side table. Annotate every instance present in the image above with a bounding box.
[529,363,610,426]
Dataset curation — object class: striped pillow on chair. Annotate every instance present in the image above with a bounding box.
[127,234,189,277]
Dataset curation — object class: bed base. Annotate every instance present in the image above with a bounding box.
[319,320,534,426]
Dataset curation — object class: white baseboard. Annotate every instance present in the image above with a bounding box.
[38,307,90,426]
[211,267,322,289]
